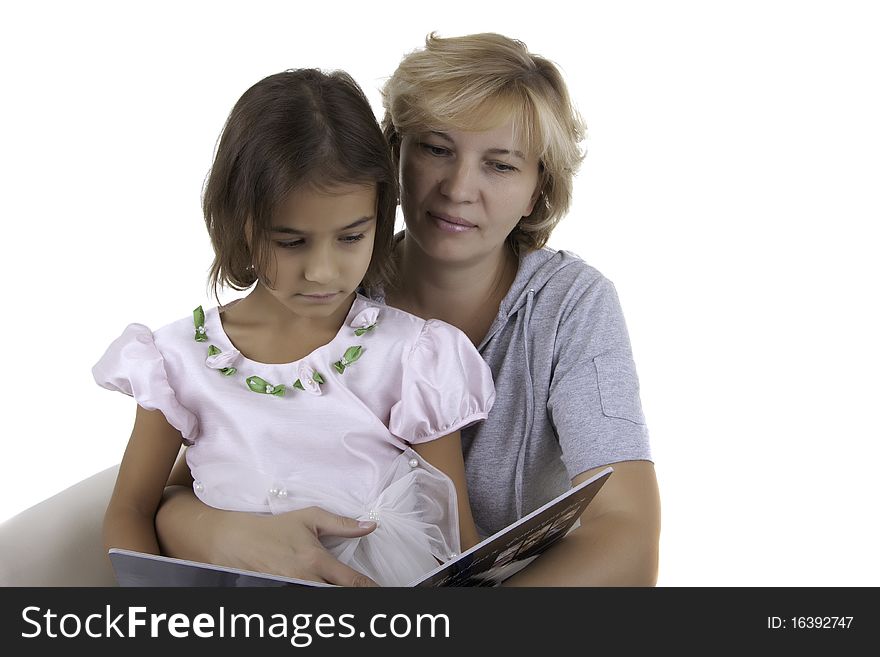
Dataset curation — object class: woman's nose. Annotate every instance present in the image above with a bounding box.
[439,160,479,204]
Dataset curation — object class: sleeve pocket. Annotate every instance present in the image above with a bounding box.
[594,353,646,425]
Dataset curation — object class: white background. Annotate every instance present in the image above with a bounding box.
[2,0,878,586]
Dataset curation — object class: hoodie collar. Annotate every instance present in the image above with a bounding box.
[478,246,578,350]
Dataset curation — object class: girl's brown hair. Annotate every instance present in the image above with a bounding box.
[203,69,397,298]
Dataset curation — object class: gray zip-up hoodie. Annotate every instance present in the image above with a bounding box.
[459,247,652,537]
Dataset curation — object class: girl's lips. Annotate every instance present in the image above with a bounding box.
[298,292,340,303]
[429,212,476,233]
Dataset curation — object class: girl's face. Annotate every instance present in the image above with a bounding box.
[399,119,541,265]
[258,183,377,319]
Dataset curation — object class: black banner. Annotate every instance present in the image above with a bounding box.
[0,587,874,654]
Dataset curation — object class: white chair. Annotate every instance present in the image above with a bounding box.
[0,466,118,586]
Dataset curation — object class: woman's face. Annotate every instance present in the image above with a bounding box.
[399,120,541,265]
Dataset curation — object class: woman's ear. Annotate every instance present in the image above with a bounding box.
[524,175,545,217]
[244,217,254,251]
[384,123,401,163]
[529,161,552,216]
[384,125,403,191]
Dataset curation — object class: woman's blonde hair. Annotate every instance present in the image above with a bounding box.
[381,32,586,252]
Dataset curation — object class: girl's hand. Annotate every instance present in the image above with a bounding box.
[156,486,378,586]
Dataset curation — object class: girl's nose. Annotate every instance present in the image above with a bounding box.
[303,244,339,284]
[439,160,479,204]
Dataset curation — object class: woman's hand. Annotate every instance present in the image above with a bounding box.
[156,486,378,586]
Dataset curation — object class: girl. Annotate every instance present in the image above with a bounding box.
[93,68,490,586]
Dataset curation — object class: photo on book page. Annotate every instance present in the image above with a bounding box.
[412,466,612,586]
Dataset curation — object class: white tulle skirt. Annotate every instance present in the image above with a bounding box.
[193,448,461,587]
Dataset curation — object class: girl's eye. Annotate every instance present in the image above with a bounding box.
[340,233,365,244]
[276,239,305,249]
[421,143,451,157]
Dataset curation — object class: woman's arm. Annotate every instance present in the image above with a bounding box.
[412,430,481,551]
[504,271,658,585]
[103,405,183,555]
[502,460,660,586]
[155,453,380,586]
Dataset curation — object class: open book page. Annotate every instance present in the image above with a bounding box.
[108,467,612,588]
[108,549,335,587]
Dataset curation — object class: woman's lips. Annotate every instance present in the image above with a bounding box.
[428,212,476,233]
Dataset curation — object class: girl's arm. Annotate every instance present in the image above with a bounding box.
[156,452,380,586]
[412,430,481,551]
[165,449,194,487]
[501,460,661,586]
[103,405,184,555]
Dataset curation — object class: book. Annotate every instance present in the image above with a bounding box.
[109,466,612,587]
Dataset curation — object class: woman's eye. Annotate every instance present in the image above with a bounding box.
[421,143,451,157]
[490,161,517,173]
[340,233,365,244]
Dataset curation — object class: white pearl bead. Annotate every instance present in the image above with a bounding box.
[408,458,419,468]
[194,481,204,493]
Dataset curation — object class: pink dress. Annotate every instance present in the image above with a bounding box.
[93,294,495,586]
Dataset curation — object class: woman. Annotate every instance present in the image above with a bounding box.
[156,32,660,586]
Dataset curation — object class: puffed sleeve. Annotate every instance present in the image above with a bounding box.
[389,320,495,444]
[92,323,199,445]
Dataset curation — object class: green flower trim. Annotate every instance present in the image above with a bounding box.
[354,323,377,337]
[246,375,285,396]
[207,345,236,376]
[194,305,370,394]
[293,371,325,390]
[333,346,364,374]
[193,306,207,342]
